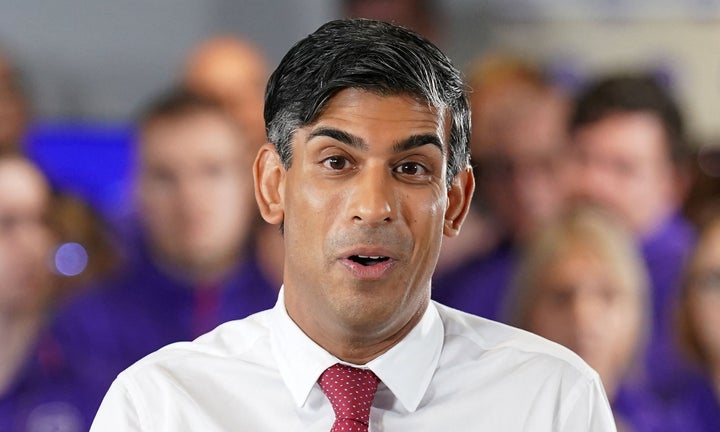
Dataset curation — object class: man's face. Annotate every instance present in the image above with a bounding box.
[138,111,255,278]
[527,247,642,396]
[261,89,471,349]
[0,159,54,312]
[473,92,568,239]
[569,113,677,236]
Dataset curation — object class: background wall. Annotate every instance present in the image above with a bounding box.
[0,0,337,118]
[446,0,720,143]
[2,0,718,139]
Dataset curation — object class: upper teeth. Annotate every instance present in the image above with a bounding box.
[358,255,383,259]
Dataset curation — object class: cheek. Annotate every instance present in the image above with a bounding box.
[406,193,446,249]
[283,177,341,247]
[144,199,176,230]
[528,304,569,341]
[692,296,720,350]
[139,185,172,218]
[605,300,643,353]
[290,172,346,219]
[216,178,254,212]
[610,299,642,329]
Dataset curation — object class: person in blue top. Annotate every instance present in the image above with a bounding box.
[48,89,278,426]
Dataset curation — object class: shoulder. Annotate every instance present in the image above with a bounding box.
[644,212,696,256]
[93,310,278,429]
[119,309,275,379]
[434,302,598,381]
[429,303,614,429]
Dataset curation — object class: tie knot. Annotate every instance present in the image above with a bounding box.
[318,364,379,431]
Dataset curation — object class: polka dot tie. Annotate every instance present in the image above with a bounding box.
[318,363,380,432]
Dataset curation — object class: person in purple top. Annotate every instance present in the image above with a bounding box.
[509,204,688,431]
[673,214,720,431]
[47,89,278,425]
[566,74,695,399]
[0,154,112,432]
[432,56,571,320]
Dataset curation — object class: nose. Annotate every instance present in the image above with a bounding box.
[348,165,394,225]
[569,291,603,342]
[569,157,604,204]
[177,178,209,218]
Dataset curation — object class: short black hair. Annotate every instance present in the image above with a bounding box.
[570,74,688,164]
[264,18,470,188]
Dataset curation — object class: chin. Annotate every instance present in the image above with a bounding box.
[340,301,407,332]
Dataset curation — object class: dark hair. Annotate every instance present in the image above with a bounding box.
[264,18,470,188]
[569,74,688,164]
[137,87,229,131]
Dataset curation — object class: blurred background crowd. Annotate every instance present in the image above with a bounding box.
[1,1,720,431]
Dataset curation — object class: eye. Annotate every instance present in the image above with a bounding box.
[394,162,427,176]
[146,168,175,187]
[321,156,350,171]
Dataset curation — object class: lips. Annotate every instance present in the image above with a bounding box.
[348,255,390,266]
[339,248,398,280]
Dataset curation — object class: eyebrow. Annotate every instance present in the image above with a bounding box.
[308,127,443,154]
[308,127,367,150]
[393,134,443,154]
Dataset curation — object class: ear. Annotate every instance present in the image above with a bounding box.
[254,143,285,225]
[443,166,475,237]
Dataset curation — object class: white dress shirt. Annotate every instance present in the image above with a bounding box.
[91,289,616,431]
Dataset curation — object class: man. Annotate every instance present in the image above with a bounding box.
[50,89,277,424]
[433,56,570,321]
[183,36,284,287]
[567,74,696,398]
[91,19,614,430]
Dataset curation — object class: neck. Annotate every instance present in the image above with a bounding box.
[710,366,720,397]
[309,300,426,365]
[600,373,619,402]
[0,309,43,394]
[332,319,421,364]
[153,249,244,285]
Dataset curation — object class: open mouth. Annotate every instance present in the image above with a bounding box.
[348,255,390,266]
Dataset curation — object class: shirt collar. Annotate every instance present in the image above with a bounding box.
[269,287,444,413]
[365,300,443,412]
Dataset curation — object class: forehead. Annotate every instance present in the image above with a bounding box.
[140,111,242,159]
[187,42,266,83]
[310,88,448,145]
[574,112,669,160]
[0,160,48,208]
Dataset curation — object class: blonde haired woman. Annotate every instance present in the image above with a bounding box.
[509,204,682,431]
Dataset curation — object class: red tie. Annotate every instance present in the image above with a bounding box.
[318,364,380,432]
